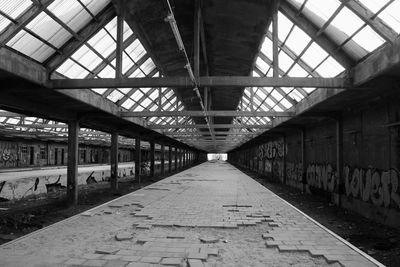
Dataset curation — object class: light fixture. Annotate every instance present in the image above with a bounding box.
[165,13,184,51]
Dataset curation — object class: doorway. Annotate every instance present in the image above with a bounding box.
[29,147,34,165]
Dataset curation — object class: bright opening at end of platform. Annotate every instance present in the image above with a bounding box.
[207,153,227,161]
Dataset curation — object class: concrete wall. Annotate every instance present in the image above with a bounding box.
[229,98,400,229]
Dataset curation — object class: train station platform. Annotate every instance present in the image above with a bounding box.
[0,161,383,267]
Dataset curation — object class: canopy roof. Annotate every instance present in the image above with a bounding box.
[0,0,399,152]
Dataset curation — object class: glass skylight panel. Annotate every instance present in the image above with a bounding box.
[97,65,115,78]
[278,12,294,41]
[253,97,262,107]
[278,51,294,73]
[26,12,71,48]
[280,98,293,109]
[129,67,145,78]
[330,7,364,37]
[105,17,117,39]
[48,0,91,33]
[302,42,328,69]
[271,90,284,101]
[260,37,273,59]
[107,90,124,102]
[255,57,270,73]
[141,58,156,75]
[0,15,11,33]
[126,39,146,62]
[0,0,32,20]
[57,58,89,78]
[140,98,152,108]
[358,0,391,13]
[133,105,144,112]
[80,0,110,16]
[88,29,115,58]
[257,89,267,99]
[119,88,131,94]
[304,0,340,21]
[72,44,102,71]
[351,25,385,52]
[148,90,158,100]
[265,98,276,108]
[123,21,133,40]
[131,90,144,99]
[315,56,344,77]
[121,98,134,109]
[288,63,309,77]
[377,1,400,33]
[6,118,19,124]
[122,52,134,73]
[288,89,304,102]
[91,88,107,95]
[303,87,316,94]
[285,26,311,55]
[273,105,284,112]
[7,30,55,62]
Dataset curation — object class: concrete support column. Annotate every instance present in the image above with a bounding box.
[150,141,155,177]
[160,142,165,176]
[168,146,172,173]
[283,135,287,185]
[67,120,79,205]
[111,132,119,191]
[174,147,178,171]
[336,117,343,206]
[135,137,141,185]
[180,149,183,169]
[301,129,306,192]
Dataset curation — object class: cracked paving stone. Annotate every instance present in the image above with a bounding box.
[199,236,220,243]
[95,247,120,254]
[187,259,204,267]
[160,257,184,266]
[115,232,134,241]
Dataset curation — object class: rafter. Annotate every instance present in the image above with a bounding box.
[339,0,397,43]
[280,0,355,68]
[151,124,271,130]
[121,110,294,117]
[0,0,56,46]
[50,76,350,89]
[46,5,116,71]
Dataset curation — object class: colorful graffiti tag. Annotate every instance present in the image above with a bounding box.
[345,166,400,209]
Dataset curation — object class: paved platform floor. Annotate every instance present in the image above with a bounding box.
[0,161,382,267]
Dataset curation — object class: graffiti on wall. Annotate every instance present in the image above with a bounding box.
[345,166,400,209]
[306,164,337,193]
[258,140,287,160]
[287,162,303,186]
[0,149,17,164]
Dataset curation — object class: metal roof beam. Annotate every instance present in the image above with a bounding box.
[121,110,294,118]
[151,124,271,129]
[280,0,354,68]
[50,76,350,89]
[339,0,397,43]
